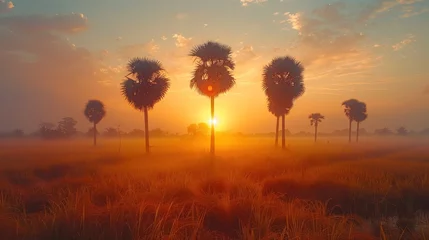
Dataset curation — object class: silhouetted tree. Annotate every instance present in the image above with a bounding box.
[354,102,367,142]
[104,127,119,138]
[374,127,393,136]
[268,100,290,146]
[342,99,360,143]
[57,117,77,137]
[128,129,145,138]
[149,128,167,137]
[84,100,106,146]
[309,113,325,143]
[12,129,24,138]
[263,56,305,149]
[198,122,210,136]
[86,127,99,138]
[397,126,408,136]
[189,41,236,156]
[121,58,170,153]
[187,124,198,136]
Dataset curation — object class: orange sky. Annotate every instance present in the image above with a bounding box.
[0,0,428,134]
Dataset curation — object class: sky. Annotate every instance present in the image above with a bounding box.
[0,0,428,134]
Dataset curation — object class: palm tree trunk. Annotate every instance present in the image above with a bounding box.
[144,106,150,154]
[93,123,97,146]
[282,114,285,149]
[314,123,318,143]
[275,116,279,147]
[348,119,352,143]
[210,96,215,156]
[356,121,360,143]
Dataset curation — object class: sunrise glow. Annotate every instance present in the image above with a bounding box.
[209,118,218,126]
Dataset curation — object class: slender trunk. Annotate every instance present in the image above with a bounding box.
[314,123,318,143]
[144,107,150,154]
[348,119,352,143]
[275,116,279,147]
[93,123,97,146]
[210,96,215,156]
[282,114,286,149]
[356,121,360,143]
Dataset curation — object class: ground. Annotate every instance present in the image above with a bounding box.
[0,136,428,240]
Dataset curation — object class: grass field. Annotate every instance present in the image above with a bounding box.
[1,136,429,240]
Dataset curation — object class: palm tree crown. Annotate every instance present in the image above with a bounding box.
[263,56,305,113]
[342,99,360,120]
[309,113,324,126]
[84,100,106,124]
[121,58,170,110]
[190,41,236,97]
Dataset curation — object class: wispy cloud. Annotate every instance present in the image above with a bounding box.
[280,2,381,81]
[161,36,167,41]
[0,13,88,33]
[172,34,192,48]
[400,5,429,18]
[240,0,268,7]
[360,0,423,20]
[0,0,13,13]
[392,34,415,51]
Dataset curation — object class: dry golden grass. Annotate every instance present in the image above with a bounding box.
[0,137,429,240]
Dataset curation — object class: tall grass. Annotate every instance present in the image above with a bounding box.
[0,137,428,239]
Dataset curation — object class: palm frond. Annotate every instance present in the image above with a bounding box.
[189,41,235,70]
[84,100,106,124]
[127,58,164,82]
[190,63,235,97]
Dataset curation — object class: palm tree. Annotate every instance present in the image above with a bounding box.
[263,56,305,149]
[268,99,291,147]
[309,113,324,143]
[354,102,367,142]
[342,99,360,143]
[84,100,106,146]
[189,41,235,156]
[121,58,170,153]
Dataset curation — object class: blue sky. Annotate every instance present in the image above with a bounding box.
[1,0,428,134]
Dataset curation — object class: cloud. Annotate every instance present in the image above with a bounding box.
[0,13,121,131]
[161,36,167,41]
[240,0,268,6]
[118,39,160,58]
[116,36,123,41]
[0,13,88,33]
[392,34,415,51]
[204,23,208,28]
[360,0,423,20]
[400,5,429,18]
[279,2,382,81]
[172,34,192,48]
[273,12,279,16]
[0,0,13,13]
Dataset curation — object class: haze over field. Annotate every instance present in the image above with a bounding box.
[1,0,428,134]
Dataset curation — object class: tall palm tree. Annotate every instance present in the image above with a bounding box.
[354,102,367,143]
[268,99,292,147]
[309,113,324,143]
[121,58,170,153]
[189,41,235,156]
[342,99,360,143]
[263,56,305,149]
[84,100,106,146]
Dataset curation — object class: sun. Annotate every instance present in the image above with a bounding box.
[209,118,218,126]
